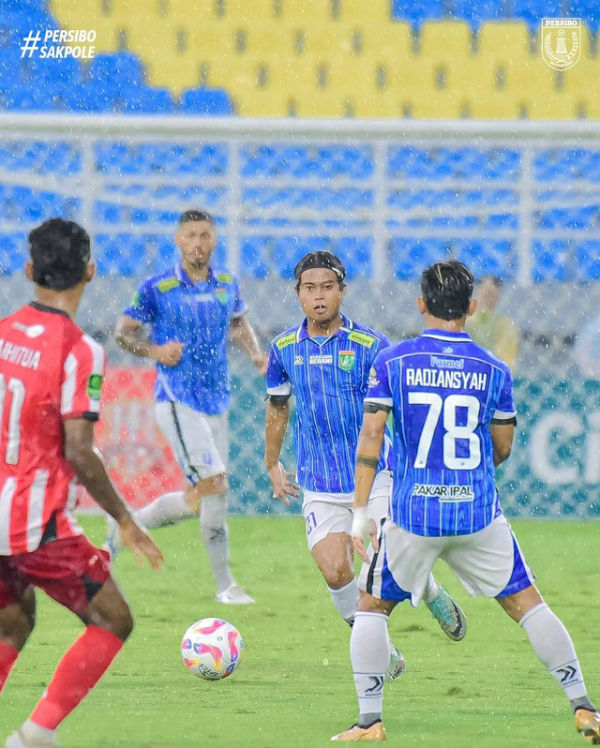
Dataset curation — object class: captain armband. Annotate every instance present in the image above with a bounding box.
[269,394,291,406]
[356,456,379,469]
[363,401,391,414]
[491,416,517,426]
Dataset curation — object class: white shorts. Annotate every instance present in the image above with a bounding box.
[155,401,227,484]
[302,470,392,552]
[359,514,535,606]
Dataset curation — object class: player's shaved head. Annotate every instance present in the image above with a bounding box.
[421,260,474,320]
[29,218,91,291]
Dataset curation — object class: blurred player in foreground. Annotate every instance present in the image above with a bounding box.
[467,274,519,371]
[265,251,466,683]
[110,209,266,604]
[332,260,599,743]
[0,219,163,748]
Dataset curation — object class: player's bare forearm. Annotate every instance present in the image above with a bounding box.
[230,316,266,370]
[64,420,132,524]
[354,411,387,509]
[114,316,153,358]
[265,399,289,470]
[490,422,514,466]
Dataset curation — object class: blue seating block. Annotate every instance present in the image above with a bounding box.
[180,88,234,115]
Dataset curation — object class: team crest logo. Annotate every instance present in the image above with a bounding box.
[541,18,581,70]
[215,288,228,305]
[338,350,355,372]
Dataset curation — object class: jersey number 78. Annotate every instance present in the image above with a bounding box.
[408,392,481,470]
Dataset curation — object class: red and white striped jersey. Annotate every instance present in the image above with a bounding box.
[0,302,105,555]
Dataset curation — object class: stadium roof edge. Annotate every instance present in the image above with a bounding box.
[0,114,600,141]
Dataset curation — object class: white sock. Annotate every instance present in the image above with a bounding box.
[135,491,194,528]
[328,579,358,625]
[520,603,591,704]
[22,720,55,745]
[422,574,440,604]
[200,494,234,594]
[351,611,389,723]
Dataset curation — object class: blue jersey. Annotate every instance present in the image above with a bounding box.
[123,262,247,415]
[365,329,516,537]
[266,314,392,493]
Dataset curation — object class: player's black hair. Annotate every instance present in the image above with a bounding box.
[29,218,91,291]
[178,209,215,225]
[421,260,474,320]
[293,251,346,291]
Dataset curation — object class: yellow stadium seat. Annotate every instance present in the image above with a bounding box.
[563,57,600,118]
[278,0,335,25]
[144,53,203,96]
[290,87,351,117]
[407,90,467,118]
[126,21,179,56]
[419,20,472,60]
[478,21,531,66]
[167,0,222,23]
[349,87,405,118]
[222,0,280,24]
[356,21,413,63]
[50,0,122,51]
[240,25,297,56]
[336,0,391,24]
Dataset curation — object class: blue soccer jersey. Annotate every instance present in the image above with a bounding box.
[365,329,516,536]
[267,314,391,493]
[123,262,247,415]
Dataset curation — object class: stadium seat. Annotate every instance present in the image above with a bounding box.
[222,0,280,24]
[532,240,571,282]
[144,53,201,96]
[179,87,234,115]
[336,0,392,23]
[119,87,175,113]
[575,241,600,280]
[50,0,121,51]
[240,236,270,279]
[392,0,445,27]
[334,236,373,278]
[90,52,145,86]
[278,0,335,24]
[389,238,448,279]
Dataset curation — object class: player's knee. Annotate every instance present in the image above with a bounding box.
[111,606,134,641]
[323,565,354,589]
[200,493,228,529]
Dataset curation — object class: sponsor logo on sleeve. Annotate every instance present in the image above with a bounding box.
[368,366,379,387]
[87,374,103,400]
[215,288,228,305]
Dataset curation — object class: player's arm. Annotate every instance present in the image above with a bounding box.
[265,397,299,504]
[63,419,163,571]
[490,421,515,466]
[352,405,389,562]
[114,314,183,367]
[229,315,267,374]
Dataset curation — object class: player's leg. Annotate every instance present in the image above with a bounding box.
[6,537,129,747]
[333,521,423,742]
[444,515,600,743]
[368,471,466,641]
[201,413,252,604]
[0,567,35,694]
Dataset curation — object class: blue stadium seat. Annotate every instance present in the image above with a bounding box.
[562,0,600,31]
[392,0,445,25]
[241,236,270,279]
[63,86,116,112]
[575,241,600,280]
[335,237,373,279]
[454,239,515,278]
[0,233,27,276]
[532,240,571,282]
[90,53,145,87]
[180,88,234,115]
[120,87,174,113]
[276,236,311,278]
[389,238,448,279]
[5,86,57,111]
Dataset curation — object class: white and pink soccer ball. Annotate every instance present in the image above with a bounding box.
[180,618,243,680]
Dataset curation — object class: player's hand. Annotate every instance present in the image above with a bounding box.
[252,352,268,376]
[268,461,300,505]
[119,516,164,572]
[351,506,377,564]
[153,341,184,367]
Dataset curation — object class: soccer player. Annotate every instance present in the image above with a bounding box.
[109,209,265,604]
[332,259,600,743]
[0,219,163,748]
[265,251,466,680]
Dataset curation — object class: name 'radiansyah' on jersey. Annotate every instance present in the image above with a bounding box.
[365,329,516,537]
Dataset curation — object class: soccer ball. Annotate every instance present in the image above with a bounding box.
[180,618,243,680]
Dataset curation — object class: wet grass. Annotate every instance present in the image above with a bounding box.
[1,517,599,747]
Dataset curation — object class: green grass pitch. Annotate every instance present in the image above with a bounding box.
[1,516,599,747]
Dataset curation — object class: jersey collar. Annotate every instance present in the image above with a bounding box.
[421,328,472,342]
[296,313,354,343]
[174,262,214,286]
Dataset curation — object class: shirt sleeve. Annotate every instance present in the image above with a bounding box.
[364,350,393,408]
[61,334,106,422]
[122,279,157,324]
[231,276,248,319]
[493,365,517,421]
[266,342,291,397]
